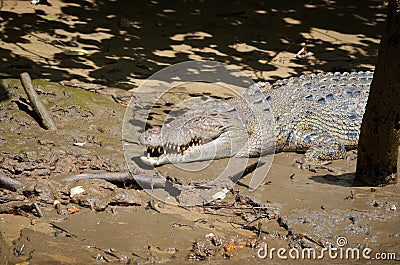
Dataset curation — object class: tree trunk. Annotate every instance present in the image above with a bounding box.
[355,0,400,186]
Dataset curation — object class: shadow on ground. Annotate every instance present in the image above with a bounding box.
[310,173,356,187]
[0,0,385,88]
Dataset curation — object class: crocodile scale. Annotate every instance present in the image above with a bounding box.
[139,71,373,167]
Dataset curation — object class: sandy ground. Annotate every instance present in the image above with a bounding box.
[0,0,399,264]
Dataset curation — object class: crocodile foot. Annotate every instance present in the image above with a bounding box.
[297,157,332,172]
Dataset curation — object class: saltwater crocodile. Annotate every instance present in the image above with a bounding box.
[139,71,373,168]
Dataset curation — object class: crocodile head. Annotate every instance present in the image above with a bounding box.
[139,99,251,165]
[139,83,277,166]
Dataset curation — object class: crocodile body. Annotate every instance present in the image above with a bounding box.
[139,71,373,167]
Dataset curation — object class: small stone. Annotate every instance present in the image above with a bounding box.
[68,206,80,215]
[73,141,86,147]
[212,189,228,200]
[205,233,215,239]
[70,186,85,198]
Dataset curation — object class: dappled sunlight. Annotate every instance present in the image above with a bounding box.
[282,17,302,25]
[0,2,398,264]
[254,10,267,15]
[170,31,212,41]
[0,0,384,88]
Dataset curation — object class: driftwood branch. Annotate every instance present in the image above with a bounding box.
[0,171,24,191]
[62,172,168,189]
[62,162,263,206]
[20,72,57,131]
[63,161,262,191]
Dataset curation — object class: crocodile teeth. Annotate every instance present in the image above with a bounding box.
[144,137,208,159]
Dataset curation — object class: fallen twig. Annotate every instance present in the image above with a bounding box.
[15,244,25,256]
[33,202,44,218]
[50,222,77,237]
[0,171,24,191]
[20,72,57,130]
[302,234,325,248]
[62,171,132,182]
[203,211,237,217]
[0,197,21,203]
[201,205,270,209]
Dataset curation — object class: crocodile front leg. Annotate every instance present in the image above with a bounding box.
[303,136,347,171]
[287,132,348,171]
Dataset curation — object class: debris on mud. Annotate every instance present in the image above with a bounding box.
[188,232,260,261]
[0,171,24,191]
[0,76,398,264]
[67,179,141,211]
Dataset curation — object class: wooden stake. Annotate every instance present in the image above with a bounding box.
[20,72,57,131]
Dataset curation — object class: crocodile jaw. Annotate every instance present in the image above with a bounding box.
[139,122,248,166]
[139,98,253,165]
[140,137,228,165]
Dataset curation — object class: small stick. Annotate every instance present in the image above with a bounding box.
[0,197,21,203]
[201,205,270,209]
[62,172,132,182]
[0,171,24,191]
[20,72,57,131]
[17,244,25,256]
[303,234,325,248]
[33,202,44,218]
[50,222,77,237]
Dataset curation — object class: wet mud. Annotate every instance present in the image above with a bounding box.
[0,78,399,264]
[0,0,399,264]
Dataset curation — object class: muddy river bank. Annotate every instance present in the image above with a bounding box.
[0,78,398,264]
